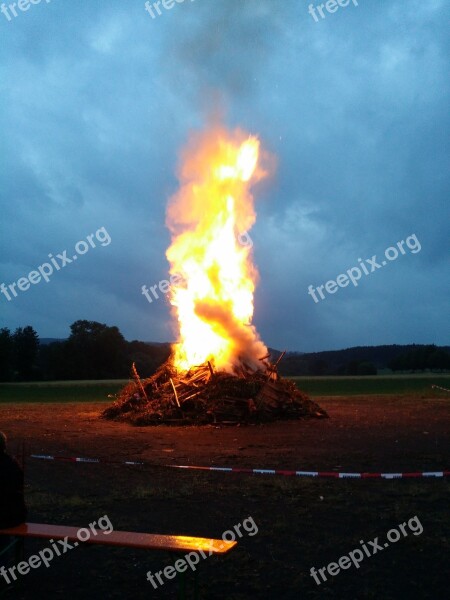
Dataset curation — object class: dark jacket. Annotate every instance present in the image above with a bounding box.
[0,452,27,529]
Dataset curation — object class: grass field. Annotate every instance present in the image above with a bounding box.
[0,380,128,403]
[0,374,448,403]
[291,373,450,396]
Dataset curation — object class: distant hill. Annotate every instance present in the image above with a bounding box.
[33,337,450,377]
[278,344,450,376]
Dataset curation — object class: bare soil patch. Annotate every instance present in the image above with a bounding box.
[0,395,448,599]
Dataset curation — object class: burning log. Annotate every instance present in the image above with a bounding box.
[131,362,149,403]
[169,378,181,408]
[102,358,328,426]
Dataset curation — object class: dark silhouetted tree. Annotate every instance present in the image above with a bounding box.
[13,326,40,381]
[0,328,14,381]
[356,361,377,375]
[127,341,171,378]
[66,320,127,379]
[308,359,328,376]
[388,355,406,372]
[38,341,73,380]
[427,348,450,371]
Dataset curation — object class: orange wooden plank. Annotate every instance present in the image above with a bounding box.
[0,523,236,554]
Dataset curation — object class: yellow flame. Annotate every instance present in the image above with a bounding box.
[166,126,268,373]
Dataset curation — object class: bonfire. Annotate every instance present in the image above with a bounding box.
[103,125,327,425]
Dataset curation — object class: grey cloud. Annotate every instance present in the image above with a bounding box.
[0,0,448,349]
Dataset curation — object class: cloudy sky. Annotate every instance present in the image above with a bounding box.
[1,0,448,352]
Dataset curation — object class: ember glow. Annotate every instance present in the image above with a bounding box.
[166,126,269,374]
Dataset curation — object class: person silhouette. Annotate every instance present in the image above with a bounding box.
[0,432,27,529]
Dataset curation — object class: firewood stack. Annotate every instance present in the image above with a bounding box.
[102,357,328,426]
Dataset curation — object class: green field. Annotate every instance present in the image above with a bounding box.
[0,380,128,403]
[0,374,448,403]
[291,373,450,396]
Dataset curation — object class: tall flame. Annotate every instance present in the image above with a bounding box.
[166,126,269,373]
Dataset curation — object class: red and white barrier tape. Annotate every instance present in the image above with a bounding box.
[30,454,144,466]
[29,455,449,479]
[431,384,450,393]
[170,465,449,479]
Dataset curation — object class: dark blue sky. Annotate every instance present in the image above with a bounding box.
[0,0,448,351]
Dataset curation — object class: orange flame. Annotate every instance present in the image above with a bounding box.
[166,126,269,373]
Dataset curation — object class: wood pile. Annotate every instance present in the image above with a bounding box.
[102,357,328,426]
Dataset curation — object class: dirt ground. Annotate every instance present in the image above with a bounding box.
[0,395,449,599]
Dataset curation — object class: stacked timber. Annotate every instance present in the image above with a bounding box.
[102,358,328,426]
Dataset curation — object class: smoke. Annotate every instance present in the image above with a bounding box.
[161,0,289,106]
[195,299,268,371]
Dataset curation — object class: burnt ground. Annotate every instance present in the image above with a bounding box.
[0,395,449,599]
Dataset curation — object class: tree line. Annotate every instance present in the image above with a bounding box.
[387,345,450,373]
[0,324,448,381]
[278,344,450,377]
[0,321,170,382]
